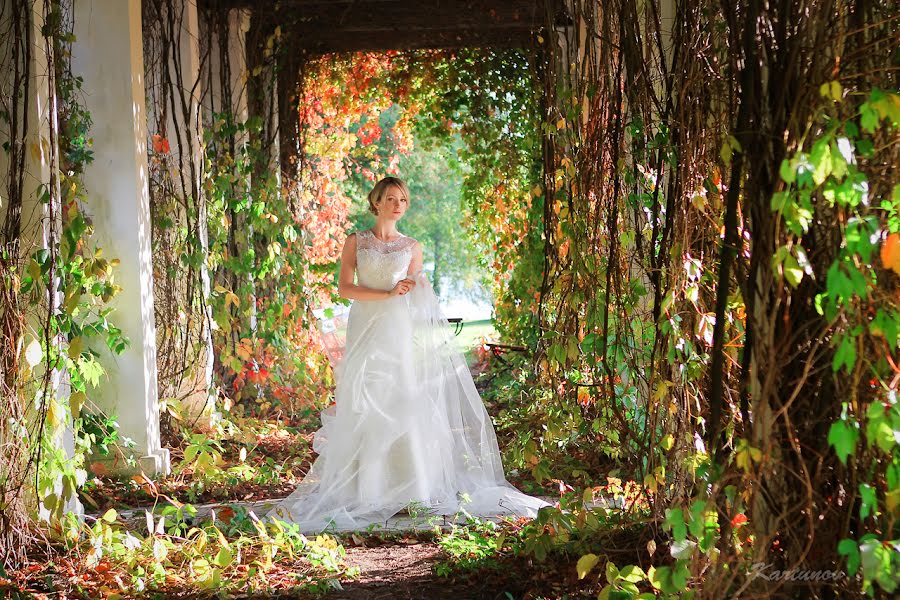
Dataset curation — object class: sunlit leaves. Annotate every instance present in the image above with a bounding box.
[576,553,599,579]
[865,401,899,455]
[819,80,843,103]
[771,244,812,288]
[734,438,762,472]
[810,138,832,186]
[859,536,899,594]
[860,88,900,133]
[883,185,900,234]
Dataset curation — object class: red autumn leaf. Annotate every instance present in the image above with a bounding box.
[731,513,749,527]
[151,134,170,154]
[217,506,236,523]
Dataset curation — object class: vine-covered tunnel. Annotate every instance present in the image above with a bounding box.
[1,0,898,596]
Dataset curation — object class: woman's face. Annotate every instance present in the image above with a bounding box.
[377,185,409,220]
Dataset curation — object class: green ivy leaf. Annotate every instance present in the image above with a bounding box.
[647,565,672,592]
[859,484,878,520]
[832,335,857,373]
[664,508,687,540]
[619,564,646,583]
[605,560,619,583]
[859,537,896,592]
[860,103,879,133]
[810,138,832,186]
[828,420,859,465]
[838,538,860,575]
[779,159,795,184]
[783,253,804,287]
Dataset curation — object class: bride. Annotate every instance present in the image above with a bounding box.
[266,176,551,532]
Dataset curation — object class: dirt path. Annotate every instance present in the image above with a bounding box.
[320,540,537,600]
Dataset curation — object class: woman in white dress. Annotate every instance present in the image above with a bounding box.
[266,176,551,532]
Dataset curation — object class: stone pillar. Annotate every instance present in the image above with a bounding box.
[71,0,169,476]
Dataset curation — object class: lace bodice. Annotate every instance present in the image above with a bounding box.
[355,229,417,291]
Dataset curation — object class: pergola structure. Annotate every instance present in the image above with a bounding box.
[214,0,563,54]
[1,0,568,486]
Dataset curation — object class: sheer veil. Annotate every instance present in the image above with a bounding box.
[266,265,551,532]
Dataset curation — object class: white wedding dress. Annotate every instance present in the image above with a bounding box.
[266,228,551,532]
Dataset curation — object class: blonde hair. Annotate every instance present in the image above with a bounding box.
[367,176,410,216]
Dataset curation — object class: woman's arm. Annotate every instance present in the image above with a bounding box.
[407,240,424,278]
[337,233,393,301]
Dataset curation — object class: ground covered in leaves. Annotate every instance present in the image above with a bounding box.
[2,521,657,600]
[2,352,645,599]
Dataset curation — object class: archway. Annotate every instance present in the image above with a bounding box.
[1,0,898,597]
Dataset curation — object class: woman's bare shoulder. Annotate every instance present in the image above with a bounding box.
[406,236,422,252]
[341,232,359,254]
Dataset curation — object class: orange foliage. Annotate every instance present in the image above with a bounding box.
[881,232,900,275]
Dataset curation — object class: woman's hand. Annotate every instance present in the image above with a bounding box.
[389,277,416,296]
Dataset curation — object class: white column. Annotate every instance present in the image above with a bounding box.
[228,9,251,127]
[201,7,256,334]
[163,0,216,426]
[71,0,169,476]
[202,8,250,126]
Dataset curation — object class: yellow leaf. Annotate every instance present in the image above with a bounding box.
[68,336,84,359]
[556,118,566,130]
[235,338,253,361]
[735,439,762,472]
[830,81,843,102]
[28,259,41,282]
[577,386,591,405]
[660,434,674,451]
[819,80,843,102]
[47,397,63,429]
[70,391,85,419]
[576,553,599,579]
[886,489,900,516]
